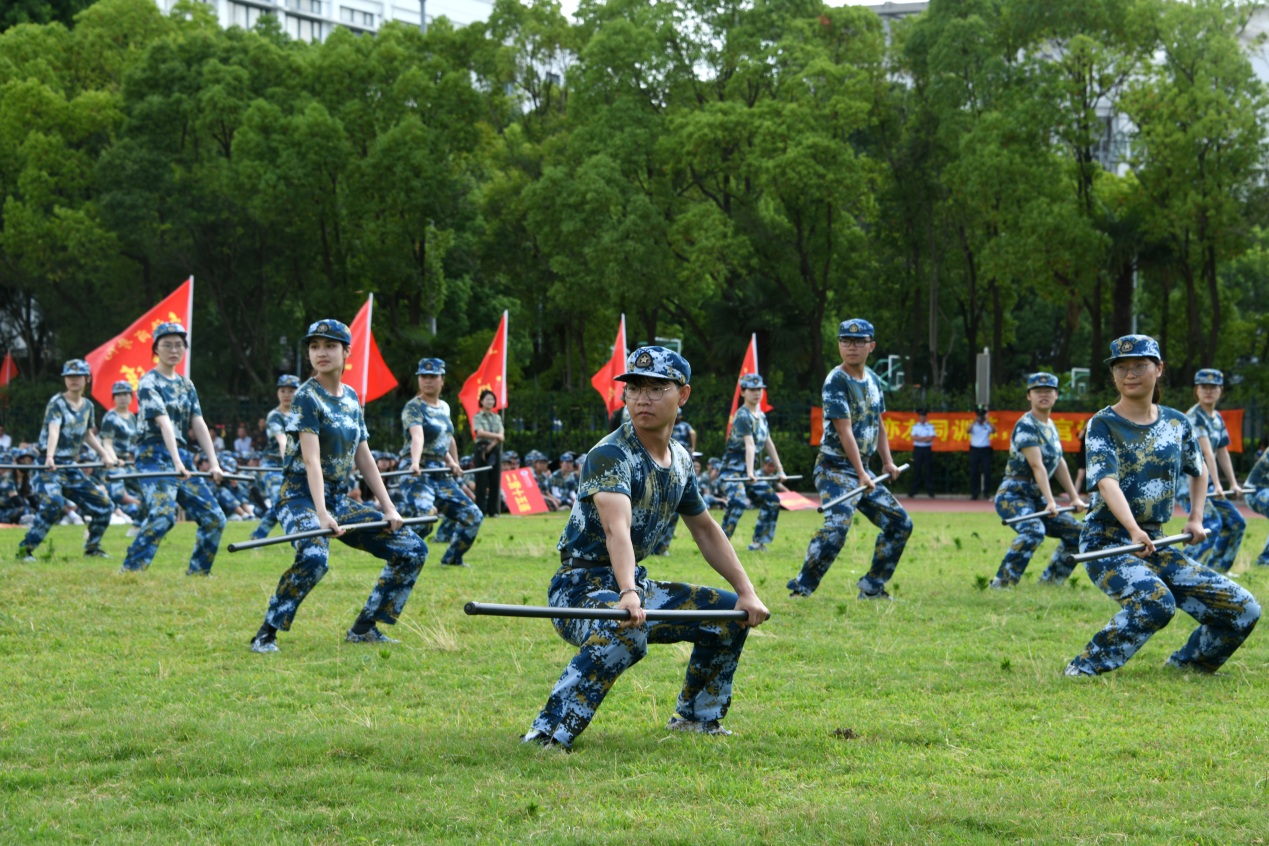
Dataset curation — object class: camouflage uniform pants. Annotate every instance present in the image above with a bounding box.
[1066,522,1260,675]
[719,476,781,546]
[21,468,112,553]
[1180,495,1245,573]
[789,454,912,596]
[992,479,1081,586]
[529,562,750,748]
[1247,489,1269,566]
[122,445,227,574]
[263,489,428,631]
[250,464,284,540]
[398,463,482,565]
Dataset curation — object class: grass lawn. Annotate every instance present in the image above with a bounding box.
[2,508,1267,844]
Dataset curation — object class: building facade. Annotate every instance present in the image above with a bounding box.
[154,0,494,42]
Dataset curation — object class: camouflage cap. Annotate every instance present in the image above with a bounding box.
[739,373,766,390]
[111,380,134,395]
[1104,334,1162,364]
[304,319,352,346]
[614,346,691,385]
[277,375,301,389]
[525,449,547,463]
[1027,372,1060,391]
[1194,368,1224,386]
[559,451,576,463]
[837,318,875,339]
[416,358,446,376]
[61,359,91,377]
[153,322,188,344]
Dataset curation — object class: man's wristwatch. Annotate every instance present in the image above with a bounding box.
[618,588,645,602]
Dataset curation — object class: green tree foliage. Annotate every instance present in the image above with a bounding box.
[1,0,1267,421]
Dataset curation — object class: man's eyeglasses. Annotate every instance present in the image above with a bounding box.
[155,341,186,352]
[839,338,872,348]
[623,384,672,401]
[1111,362,1155,378]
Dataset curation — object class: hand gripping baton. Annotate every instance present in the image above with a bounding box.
[816,463,910,514]
[463,602,768,623]
[107,470,256,483]
[1002,505,1076,526]
[1070,533,1193,564]
[227,515,438,552]
[719,474,804,483]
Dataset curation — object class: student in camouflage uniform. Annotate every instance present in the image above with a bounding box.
[16,359,119,561]
[397,358,483,566]
[524,347,769,752]
[99,380,144,530]
[989,373,1087,588]
[719,373,787,552]
[249,374,299,540]
[1245,449,1269,566]
[788,319,911,599]
[250,319,429,653]
[527,450,562,511]
[120,323,228,576]
[1178,369,1245,572]
[548,452,579,509]
[1065,335,1260,677]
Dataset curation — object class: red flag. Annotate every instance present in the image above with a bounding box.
[459,311,509,435]
[727,333,773,435]
[343,294,398,405]
[590,314,627,415]
[0,351,18,388]
[85,277,194,413]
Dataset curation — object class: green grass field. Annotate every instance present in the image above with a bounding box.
[2,509,1267,844]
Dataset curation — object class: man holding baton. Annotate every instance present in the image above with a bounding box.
[523,347,768,752]
[788,319,911,600]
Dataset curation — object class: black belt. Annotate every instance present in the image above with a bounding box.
[560,554,610,568]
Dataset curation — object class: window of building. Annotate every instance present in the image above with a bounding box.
[339,6,375,27]
[288,0,322,14]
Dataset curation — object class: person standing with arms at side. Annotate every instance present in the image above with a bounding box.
[1179,369,1245,573]
[787,319,911,600]
[250,375,300,541]
[968,405,995,500]
[471,389,504,518]
[989,373,1087,589]
[120,323,228,576]
[1065,336,1259,677]
[718,373,787,552]
[250,319,428,653]
[398,358,483,567]
[15,360,119,562]
[908,408,935,498]
[524,347,768,751]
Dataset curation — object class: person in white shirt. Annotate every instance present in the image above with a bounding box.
[968,406,995,500]
[908,409,936,497]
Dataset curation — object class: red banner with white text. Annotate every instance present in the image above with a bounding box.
[812,408,1247,453]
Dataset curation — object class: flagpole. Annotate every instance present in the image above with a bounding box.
[363,294,373,407]
[500,310,508,408]
[183,277,194,379]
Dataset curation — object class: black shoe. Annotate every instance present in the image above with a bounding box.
[522,730,570,752]
[345,626,401,644]
[84,547,111,559]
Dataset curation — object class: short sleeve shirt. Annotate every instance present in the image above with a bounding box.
[1084,405,1202,527]
[472,409,503,448]
[39,394,95,460]
[820,367,885,462]
[557,420,706,563]
[99,409,136,456]
[135,369,203,446]
[1186,404,1230,451]
[723,407,769,470]
[1004,412,1063,479]
[280,379,368,500]
[401,397,453,462]
[1248,450,1269,489]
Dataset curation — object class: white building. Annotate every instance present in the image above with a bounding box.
[154,0,495,42]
